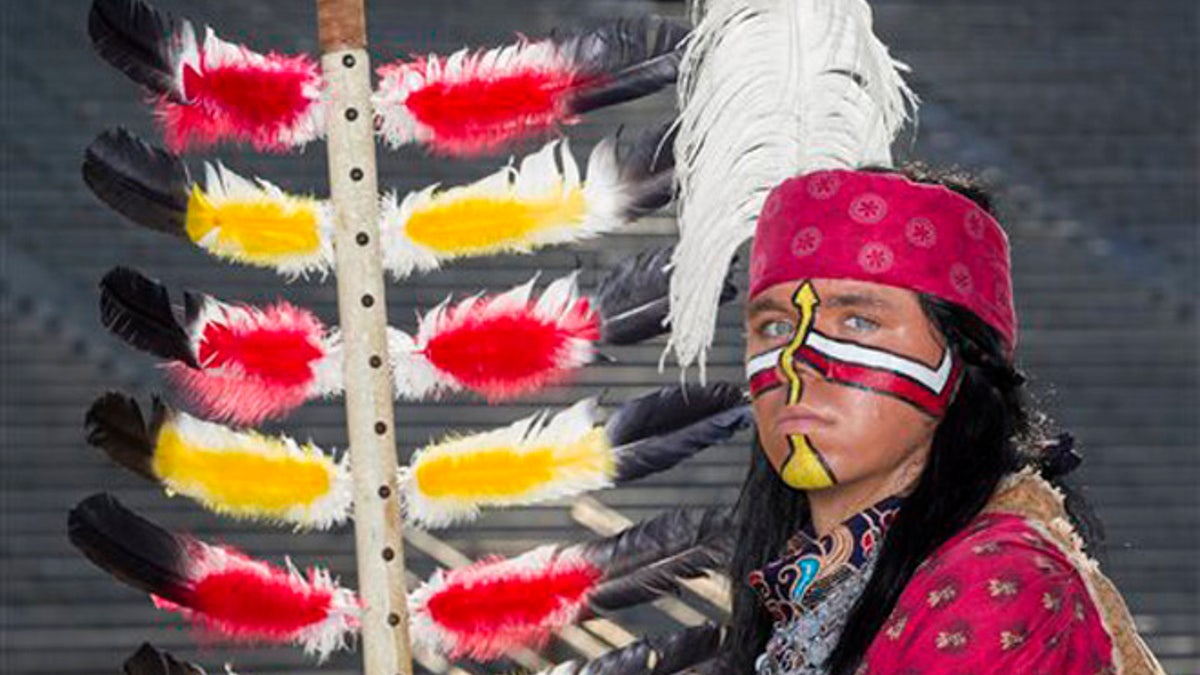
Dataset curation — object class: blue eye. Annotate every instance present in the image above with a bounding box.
[843,315,880,332]
[760,320,795,339]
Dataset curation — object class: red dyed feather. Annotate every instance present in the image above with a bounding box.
[196,306,324,387]
[412,549,602,660]
[151,545,359,659]
[400,60,578,156]
[172,299,337,425]
[158,28,324,152]
[375,43,582,156]
[410,276,599,401]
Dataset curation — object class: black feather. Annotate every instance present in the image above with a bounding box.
[124,643,206,675]
[83,127,190,237]
[573,506,732,618]
[89,0,184,101]
[613,123,678,217]
[67,493,191,604]
[578,624,724,675]
[596,245,737,345]
[85,392,166,482]
[583,508,733,613]
[612,405,750,484]
[604,384,750,482]
[100,267,199,367]
[564,16,690,114]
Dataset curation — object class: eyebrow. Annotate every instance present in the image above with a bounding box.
[821,293,894,310]
[746,297,792,317]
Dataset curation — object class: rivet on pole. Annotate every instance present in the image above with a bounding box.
[345,107,359,121]
[369,355,383,368]
[351,167,364,181]
[378,485,391,498]
[356,232,370,245]
[382,547,395,561]
[361,294,375,307]
[375,421,388,434]
[343,53,356,68]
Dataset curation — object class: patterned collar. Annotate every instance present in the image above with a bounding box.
[748,496,903,624]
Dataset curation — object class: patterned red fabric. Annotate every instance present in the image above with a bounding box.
[749,170,1016,351]
[860,513,1115,674]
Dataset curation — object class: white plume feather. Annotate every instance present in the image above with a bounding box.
[667,0,917,375]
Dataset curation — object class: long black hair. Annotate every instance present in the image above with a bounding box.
[724,166,1096,675]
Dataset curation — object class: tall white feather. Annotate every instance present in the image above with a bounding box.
[667,0,917,375]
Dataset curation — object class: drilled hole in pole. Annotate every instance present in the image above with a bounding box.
[369,355,383,368]
[361,294,374,308]
[375,421,388,435]
[342,54,356,68]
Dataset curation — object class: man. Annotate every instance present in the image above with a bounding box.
[725,166,1164,674]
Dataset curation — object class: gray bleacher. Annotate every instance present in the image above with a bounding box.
[1,0,1196,673]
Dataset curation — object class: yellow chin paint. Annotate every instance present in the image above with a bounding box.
[777,281,836,489]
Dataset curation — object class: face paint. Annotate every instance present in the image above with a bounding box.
[745,293,962,417]
[744,280,963,489]
[795,331,961,417]
[776,282,838,489]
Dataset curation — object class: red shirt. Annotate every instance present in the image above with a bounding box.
[860,512,1115,674]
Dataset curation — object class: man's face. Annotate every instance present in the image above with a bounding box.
[744,278,952,491]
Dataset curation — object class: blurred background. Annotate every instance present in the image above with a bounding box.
[1,0,1196,673]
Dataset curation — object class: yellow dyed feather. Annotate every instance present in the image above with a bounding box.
[186,185,322,262]
[415,427,613,499]
[405,402,616,527]
[152,415,345,526]
[404,186,587,255]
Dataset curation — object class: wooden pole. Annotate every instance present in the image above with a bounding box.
[316,2,413,674]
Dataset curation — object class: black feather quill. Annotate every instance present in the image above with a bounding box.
[85,392,165,482]
[596,245,736,345]
[100,267,198,367]
[578,507,732,613]
[83,128,190,237]
[566,624,723,675]
[123,643,206,675]
[67,493,191,604]
[565,16,690,114]
[606,383,749,483]
[89,0,184,101]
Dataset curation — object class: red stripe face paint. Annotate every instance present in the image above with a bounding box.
[745,311,961,416]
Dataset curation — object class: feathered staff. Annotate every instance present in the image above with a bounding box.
[667,0,917,373]
[83,126,675,279]
[537,624,724,675]
[89,0,324,152]
[85,385,748,531]
[409,508,732,661]
[404,383,750,527]
[85,393,351,530]
[99,266,601,423]
[98,256,709,424]
[68,493,359,660]
[374,17,688,156]
[90,0,686,155]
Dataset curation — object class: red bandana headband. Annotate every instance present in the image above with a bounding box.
[749,170,1016,352]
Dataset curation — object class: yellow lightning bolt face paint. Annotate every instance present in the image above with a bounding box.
[777,281,837,489]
